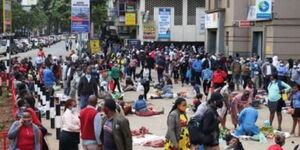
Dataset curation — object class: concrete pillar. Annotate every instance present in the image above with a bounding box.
[138,0,145,44]
[183,0,188,26]
[216,11,225,55]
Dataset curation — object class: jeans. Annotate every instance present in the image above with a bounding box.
[232,74,241,90]
[80,95,90,109]
[203,80,211,96]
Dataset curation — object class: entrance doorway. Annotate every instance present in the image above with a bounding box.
[252,32,263,57]
[207,30,217,54]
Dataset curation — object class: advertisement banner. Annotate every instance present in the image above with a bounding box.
[3,0,12,33]
[71,0,90,33]
[143,23,156,39]
[205,12,218,29]
[21,0,38,6]
[199,8,205,34]
[125,13,136,25]
[90,39,100,54]
[158,8,171,39]
[256,0,272,19]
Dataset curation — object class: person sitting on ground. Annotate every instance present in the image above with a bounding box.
[192,94,203,112]
[113,93,132,115]
[233,106,260,137]
[123,77,136,92]
[133,95,164,116]
[151,79,174,99]
[224,134,244,150]
[267,135,285,150]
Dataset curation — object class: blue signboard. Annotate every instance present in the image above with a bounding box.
[71,0,90,33]
[158,8,171,39]
[256,0,272,19]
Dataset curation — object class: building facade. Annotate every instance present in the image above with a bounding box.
[108,0,206,45]
[205,0,300,59]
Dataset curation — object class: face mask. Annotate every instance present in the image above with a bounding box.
[216,101,223,108]
[24,122,31,126]
[71,107,77,113]
[179,105,187,112]
[86,74,91,79]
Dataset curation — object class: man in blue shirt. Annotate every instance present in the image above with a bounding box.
[191,55,203,85]
[43,65,56,95]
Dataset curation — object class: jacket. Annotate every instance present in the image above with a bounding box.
[241,63,251,76]
[165,110,182,147]
[212,70,227,84]
[201,105,220,146]
[277,66,288,77]
[43,68,56,86]
[77,76,98,97]
[101,113,132,150]
[80,107,99,140]
[134,99,147,112]
[261,62,276,77]
[231,61,242,75]
[8,121,41,150]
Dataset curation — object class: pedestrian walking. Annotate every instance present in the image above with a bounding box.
[164,98,190,150]
[78,67,98,109]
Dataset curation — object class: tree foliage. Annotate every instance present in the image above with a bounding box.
[10,0,107,34]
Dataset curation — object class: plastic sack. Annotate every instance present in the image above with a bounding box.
[258,132,267,143]
[282,93,288,101]
[137,83,144,91]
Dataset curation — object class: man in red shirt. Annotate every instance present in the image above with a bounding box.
[80,95,102,150]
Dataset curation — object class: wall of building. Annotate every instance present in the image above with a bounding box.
[138,0,205,43]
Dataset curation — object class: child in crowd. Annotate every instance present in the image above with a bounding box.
[267,135,285,150]
[192,94,203,112]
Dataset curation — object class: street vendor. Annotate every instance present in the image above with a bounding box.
[234,106,260,136]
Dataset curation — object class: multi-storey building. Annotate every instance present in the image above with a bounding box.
[205,0,300,59]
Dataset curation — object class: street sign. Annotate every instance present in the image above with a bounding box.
[90,39,100,54]
[3,0,12,33]
[239,20,255,27]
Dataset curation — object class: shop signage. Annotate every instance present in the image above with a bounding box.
[71,0,90,33]
[256,0,272,19]
[143,23,156,39]
[205,12,218,29]
[125,13,136,25]
[158,8,171,39]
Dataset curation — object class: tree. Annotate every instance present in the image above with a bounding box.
[91,0,108,34]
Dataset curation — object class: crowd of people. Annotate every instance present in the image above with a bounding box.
[1,42,300,150]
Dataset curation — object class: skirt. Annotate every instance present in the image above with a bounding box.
[59,130,80,150]
[268,99,285,112]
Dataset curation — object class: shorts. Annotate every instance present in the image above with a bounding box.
[294,108,300,118]
[268,99,285,112]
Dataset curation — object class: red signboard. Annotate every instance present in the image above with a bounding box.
[239,20,255,27]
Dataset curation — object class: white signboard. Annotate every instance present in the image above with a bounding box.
[158,8,171,39]
[199,8,205,34]
[21,0,37,6]
[256,0,272,19]
[205,12,219,29]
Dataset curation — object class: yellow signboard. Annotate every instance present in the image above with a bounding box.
[266,44,272,54]
[90,39,100,54]
[125,13,136,25]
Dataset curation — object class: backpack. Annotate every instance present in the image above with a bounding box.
[213,72,225,84]
[187,115,205,145]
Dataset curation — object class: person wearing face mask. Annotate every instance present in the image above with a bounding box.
[8,110,42,150]
[101,98,132,150]
[276,62,288,82]
[267,74,291,131]
[194,92,224,150]
[59,99,80,150]
[164,98,190,150]
[78,67,98,109]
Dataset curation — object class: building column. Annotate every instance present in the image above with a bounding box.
[138,0,145,44]
[216,11,225,55]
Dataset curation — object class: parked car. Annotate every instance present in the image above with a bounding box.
[20,39,33,50]
[0,39,9,55]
